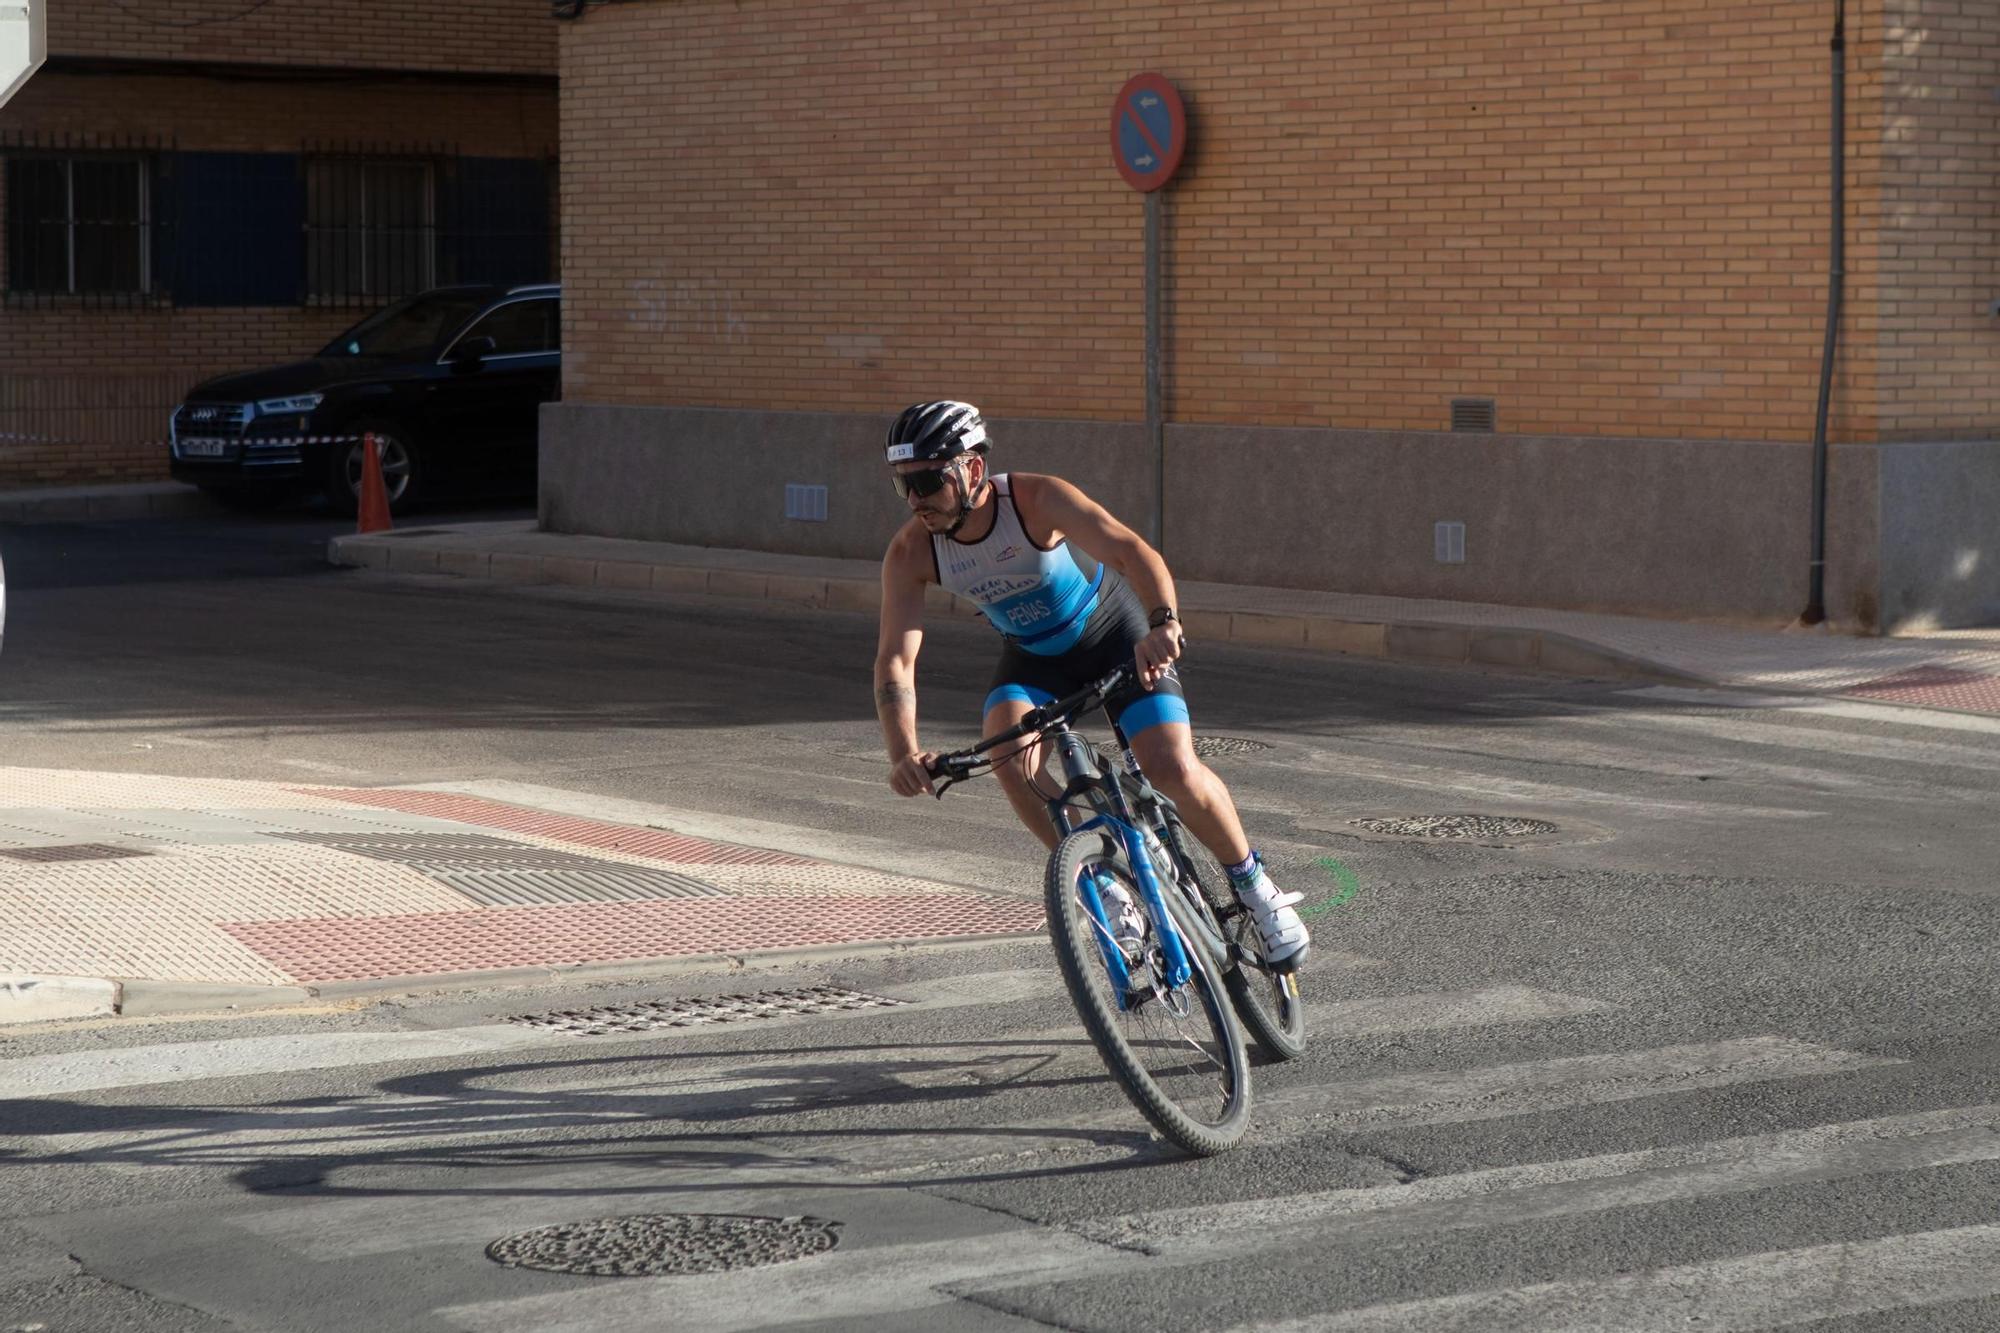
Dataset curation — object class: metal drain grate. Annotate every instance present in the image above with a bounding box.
[1191,735,1272,758]
[509,984,912,1036]
[488,1213,841,1277]
[1350,814,1558,839]
[272,831,727,906]
[0,842,153,863]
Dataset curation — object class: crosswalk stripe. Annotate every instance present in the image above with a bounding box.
[1623,685,2000,737]
[1,969,1084,1099]
[1574,708,2000,779]
[1252,1035,1896,1131]
[1078,1103,2000,1256]
[800,1037,1897,1177]
[1229,1222,2000,1332]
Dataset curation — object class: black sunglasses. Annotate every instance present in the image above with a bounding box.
[890,462,961,500]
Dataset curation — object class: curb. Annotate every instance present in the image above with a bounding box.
[0,482,220,524]
[1,974,119,1022]
[1,932,1047,1023]
[330,529,1706,687]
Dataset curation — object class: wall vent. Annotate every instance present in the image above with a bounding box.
[1435,521,1467,565]
[1450,397,1496,432]
[784,484,828,522]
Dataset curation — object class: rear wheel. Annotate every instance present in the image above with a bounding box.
[324,422,420,515]
[1044,828,1251,1156]
[1161,811,1307,1061]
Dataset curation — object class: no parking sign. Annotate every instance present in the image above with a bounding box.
[1110,73,1186,193]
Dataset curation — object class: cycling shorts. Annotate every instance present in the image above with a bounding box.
[982,572,1189,739]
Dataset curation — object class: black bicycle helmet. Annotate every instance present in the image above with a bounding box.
[885,400,988,465]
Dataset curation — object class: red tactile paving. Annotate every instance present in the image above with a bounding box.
[1842,666,2000,715]
[301,789,815,867]
[221,893,1045,982]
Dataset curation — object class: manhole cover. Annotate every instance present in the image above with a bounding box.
[0,843,152,863]
[1349,814,1559,840]
[487,1213,840,1277]
[509,984,910,1036]
[1191,735,1272,758]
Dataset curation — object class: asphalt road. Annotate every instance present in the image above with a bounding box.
[2,510,1998,1331]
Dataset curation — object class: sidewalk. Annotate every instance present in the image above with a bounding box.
[0,481,216,524]
[331,520,2000,716]
[0,767,1042,1022]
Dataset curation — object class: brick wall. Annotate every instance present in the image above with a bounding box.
[1875,0,2000,442]
[0,70,556,487]
[558,0,1906,444]
[49,0,554,77]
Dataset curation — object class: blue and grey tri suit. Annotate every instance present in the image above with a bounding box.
[932,474,1189,738]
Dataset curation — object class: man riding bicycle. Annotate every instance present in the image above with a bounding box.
[872,400,1309,971]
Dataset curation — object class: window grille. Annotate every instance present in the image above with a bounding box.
[305,154,438,305]
[3,144,159,304]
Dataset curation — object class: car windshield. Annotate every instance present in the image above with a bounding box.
[320,292,492,358]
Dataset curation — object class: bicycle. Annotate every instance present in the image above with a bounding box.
[927,662,1305,1156]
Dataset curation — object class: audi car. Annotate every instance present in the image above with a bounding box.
[168,283,559,513]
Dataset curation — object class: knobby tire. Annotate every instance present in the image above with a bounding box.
[1044,828,1251,1156]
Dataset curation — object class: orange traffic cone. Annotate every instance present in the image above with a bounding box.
[357,432,392,534]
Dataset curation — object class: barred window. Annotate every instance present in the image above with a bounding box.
[305,158,435,303]
[4,156,151,296]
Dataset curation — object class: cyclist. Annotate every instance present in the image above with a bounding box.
[872,400,1308,971]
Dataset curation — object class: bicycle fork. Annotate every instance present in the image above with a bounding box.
[1052,729,1194,1006]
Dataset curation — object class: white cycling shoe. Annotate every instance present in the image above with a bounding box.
[1230,856,1310,972]
[1092,871,1149,959]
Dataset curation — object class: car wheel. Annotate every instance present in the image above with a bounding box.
[326,424,421,516]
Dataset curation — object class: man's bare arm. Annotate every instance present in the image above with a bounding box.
[874,527,935,793]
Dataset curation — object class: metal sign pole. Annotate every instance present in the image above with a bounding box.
[1112,72,1185,554]
[1145,188,1164,551]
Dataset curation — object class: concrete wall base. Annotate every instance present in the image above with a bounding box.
[540,403,2000,634]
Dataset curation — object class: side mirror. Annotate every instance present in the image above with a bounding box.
[452,335,497,367]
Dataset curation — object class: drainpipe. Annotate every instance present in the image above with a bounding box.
[1801,0,1846,626]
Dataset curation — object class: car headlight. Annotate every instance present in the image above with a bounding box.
[254,394,323,416]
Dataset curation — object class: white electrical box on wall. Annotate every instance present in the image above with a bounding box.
[2,0,45,110]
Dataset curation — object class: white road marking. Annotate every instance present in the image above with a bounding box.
[1572,708,2000,778]
[1080,1103,2000,1254]
[1624,685,2000,736]
[1252,1036,1897,1131]
[1,969,1069,1099]
[1232,1222,2000,1332]
[1281,749,1822,820]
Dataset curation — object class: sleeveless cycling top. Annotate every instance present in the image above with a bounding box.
[932,474,1106,657]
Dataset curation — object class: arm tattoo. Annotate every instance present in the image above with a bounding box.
[875,681,916,713]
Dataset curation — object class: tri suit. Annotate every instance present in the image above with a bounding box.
[931,473,1189,738]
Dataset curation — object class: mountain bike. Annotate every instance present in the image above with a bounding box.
[927,663,1305,1156]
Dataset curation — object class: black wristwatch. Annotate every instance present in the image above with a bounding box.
[1148,606,1179,630]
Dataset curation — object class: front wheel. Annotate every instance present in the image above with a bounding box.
[324,423,421,516]
[1045,828,1251,1156]
[1161,812,1307,1062]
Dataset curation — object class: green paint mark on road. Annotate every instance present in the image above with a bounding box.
[1303,856,1360,917]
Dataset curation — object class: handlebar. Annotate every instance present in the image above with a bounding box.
[922,662,1137,798]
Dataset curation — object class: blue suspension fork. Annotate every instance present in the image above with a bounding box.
[1048,728,1193,1004]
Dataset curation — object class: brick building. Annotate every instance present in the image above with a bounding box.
[0,0,556,487]
[543,0,2000,632]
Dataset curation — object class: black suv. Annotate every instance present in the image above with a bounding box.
[169,283,559,512]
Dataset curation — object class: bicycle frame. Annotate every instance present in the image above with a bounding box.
[1043,724,1194,1005]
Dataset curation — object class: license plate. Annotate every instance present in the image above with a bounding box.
[179,438,233,458]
